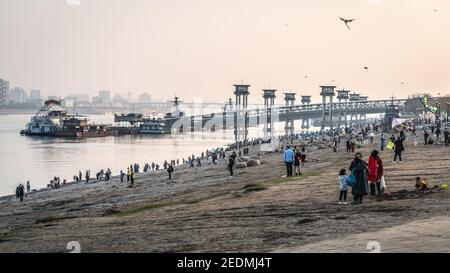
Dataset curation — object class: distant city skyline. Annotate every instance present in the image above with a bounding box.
[1,0,450,104]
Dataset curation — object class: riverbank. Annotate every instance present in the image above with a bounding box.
[1,135,450,252]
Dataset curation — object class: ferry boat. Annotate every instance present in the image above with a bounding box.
[139,97,184,134]
[21,100,117,138]
[114,96,185,135]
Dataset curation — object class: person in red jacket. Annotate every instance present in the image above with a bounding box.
[368,150,384,196]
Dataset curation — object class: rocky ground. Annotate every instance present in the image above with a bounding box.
[1,135,450,253]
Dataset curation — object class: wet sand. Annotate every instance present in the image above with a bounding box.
[1,136,450,253]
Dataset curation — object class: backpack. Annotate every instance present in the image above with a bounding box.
[347,169,356,187]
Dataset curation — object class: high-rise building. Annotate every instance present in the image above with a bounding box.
[28,89,43,106]
[98,90,111,105]
[127,91,133,103]
[0,79,9,105]
[139,92,152,103]
[30,89,41,100]
[9,87,27,104]
[74,94,90,103]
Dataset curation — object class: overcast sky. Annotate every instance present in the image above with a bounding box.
[1,0,449,103]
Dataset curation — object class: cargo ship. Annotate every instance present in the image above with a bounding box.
[20,100,117,138]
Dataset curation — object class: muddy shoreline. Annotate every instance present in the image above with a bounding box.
[1,136,450,252]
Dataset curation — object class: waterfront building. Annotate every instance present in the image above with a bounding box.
[0,79,9,105]
[9,87,28,104]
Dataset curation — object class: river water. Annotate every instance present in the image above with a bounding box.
[0,113,321,196]
[0,114,239,196]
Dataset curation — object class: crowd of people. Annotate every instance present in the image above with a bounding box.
[16,116,448,205]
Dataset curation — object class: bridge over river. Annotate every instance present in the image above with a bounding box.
[117,84,406,140]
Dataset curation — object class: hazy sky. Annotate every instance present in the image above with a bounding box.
[1,0,450,103]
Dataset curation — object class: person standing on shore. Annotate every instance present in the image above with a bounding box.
[380,133,386,151]
[332,137,338,152]
[346,137,351,153]
[26,181,30,193]
[120,170,125,183]
[283,145,295,177]
[394,136,405,163]
[300,147,306,166]
[167,164,174,180]
[424,131,429,145]
[351,137,356,153]
[444,128,450,147]
[436,127,441,142]
[18,184,25,202]
[413,133,419,146]
[228,151,236,176]
[338,169,349,205]
[127,167,131,183]
[130,169,135,187]
[16,186,20,199]
[79,171,82,182]
[294,149,302,176]
[349,153,369,205]
[86,170,90,184]
[368,150,383,196]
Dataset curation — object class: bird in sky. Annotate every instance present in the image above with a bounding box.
[434,9,438,12]
[364,66,369,72]
[339,17,356,30]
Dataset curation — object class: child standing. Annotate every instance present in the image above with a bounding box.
[339,169,349,205]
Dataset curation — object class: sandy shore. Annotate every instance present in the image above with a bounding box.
[1,135,450,253]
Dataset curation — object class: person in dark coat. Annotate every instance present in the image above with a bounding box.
[228,151,236,176]
[424,131,429,145]
[436,127,441,142]
[394,136,405,163]
[16,186,20,199]
[444,128,450,147]
[167,164,174,179]
[349,153,369,205]
[18,184,25,202]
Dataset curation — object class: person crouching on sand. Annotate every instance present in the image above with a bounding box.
[415,177,429,192]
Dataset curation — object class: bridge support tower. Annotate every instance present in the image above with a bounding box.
[301,96,311,129]
[284,93,296,136]
[320,86,336,132]
[263,89,276,139]
[233,84,250,141]
[337,89,350,131]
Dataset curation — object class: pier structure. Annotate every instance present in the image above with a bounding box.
[115,84,406,137]
[284,93,296,135]
[336,90,350,130]
[349,93,361,126]
[222,98,233,130]
[320,86,336,131]
[358,96,369,124]
[262,89,277,138]
[233,84,250,141]
[301,96,311,129]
